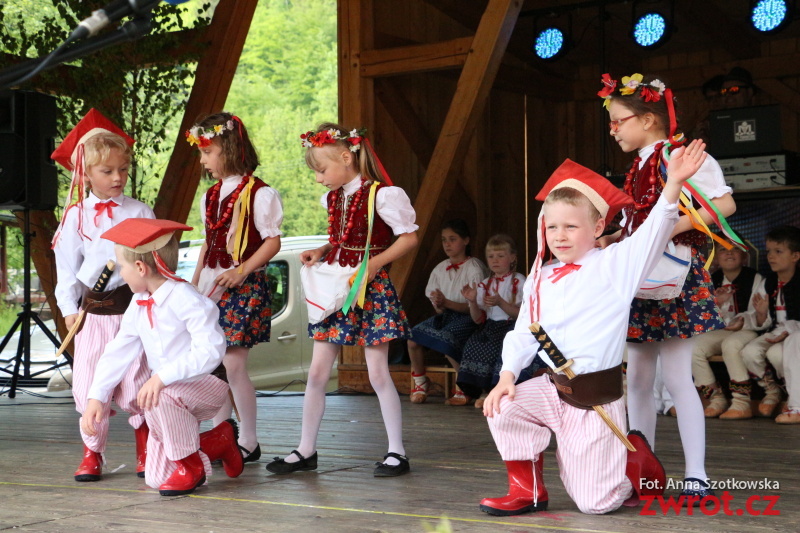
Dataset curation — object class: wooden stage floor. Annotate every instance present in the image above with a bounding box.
[0,390,795,532]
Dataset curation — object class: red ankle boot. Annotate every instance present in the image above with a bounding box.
[480,457,548,516]
[199,418,243,478]
[159,451,206,496]
[134,423,149,478]
[74,445,103,482]
[625,430,666,505]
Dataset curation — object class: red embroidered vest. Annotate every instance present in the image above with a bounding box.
[324,180,393,267]
[625,150,706,248]
[203,177,269,269]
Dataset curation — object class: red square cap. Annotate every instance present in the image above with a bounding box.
[535,159,633,224]
[101,218,192,253]
[51,108,135,170]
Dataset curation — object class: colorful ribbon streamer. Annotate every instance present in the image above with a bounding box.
[342,181,379,313]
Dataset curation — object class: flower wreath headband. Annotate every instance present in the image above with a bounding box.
[598,73,684,146]
[300,127,394,186]
[185,117,240,148]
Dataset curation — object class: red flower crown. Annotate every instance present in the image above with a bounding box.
[301,127,366,152]
[597,73,666,108]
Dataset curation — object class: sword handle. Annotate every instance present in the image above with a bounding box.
[529,322,569,369]
[92,260,116,292]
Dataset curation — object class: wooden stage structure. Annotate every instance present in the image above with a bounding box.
[0,392,796,532]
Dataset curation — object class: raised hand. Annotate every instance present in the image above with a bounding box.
[667,139,708,185]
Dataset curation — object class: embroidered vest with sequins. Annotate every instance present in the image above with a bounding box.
[203,177,269,269]
[324,180,393,267]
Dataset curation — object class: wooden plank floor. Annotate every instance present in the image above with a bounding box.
[0,390,796,532]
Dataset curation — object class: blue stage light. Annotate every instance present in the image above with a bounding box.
[632,12,668,47]
[751,0,790,33]
[534,27,565,60]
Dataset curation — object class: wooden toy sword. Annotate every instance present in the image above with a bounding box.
[55,260,115,358]
[529,322,636,452]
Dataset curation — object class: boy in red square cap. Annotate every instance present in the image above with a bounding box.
[81,218,243,496]
[480,140,708,515]
[51,109,154,482]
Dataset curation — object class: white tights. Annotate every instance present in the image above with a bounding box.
[212,346,259,452]
[626,337,708,481]
[286,341,405,466]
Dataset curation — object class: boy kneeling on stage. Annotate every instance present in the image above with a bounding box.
[81,218,243,496]
[482,140,708,515]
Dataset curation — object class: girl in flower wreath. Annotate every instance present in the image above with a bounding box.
[599,73,739,497]
[266,122,418,477]
[188,112,283,465]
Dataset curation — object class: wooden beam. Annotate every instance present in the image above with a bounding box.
[360,37,473,77]
[374,78,435,168]
[153,0,258,223]
[339,0,375,131]
[391,0,523,294]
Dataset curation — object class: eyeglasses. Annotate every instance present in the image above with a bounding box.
[609,114,637,132]
[720,85,746,96]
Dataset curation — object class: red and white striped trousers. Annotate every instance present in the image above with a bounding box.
[486,375,633,514]
[143,374,230,489]
[72,313,149,453]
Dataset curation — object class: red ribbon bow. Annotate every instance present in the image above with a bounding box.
[93,200,117,226]
[446,259,468,272]
[137,297,155,328]
[548,263,581,283]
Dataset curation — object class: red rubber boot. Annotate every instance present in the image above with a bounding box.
[74,445,103,482]
[134,423,149,478]
[199,418,244,478]
[479,456,548,516]
[158,451,206,496]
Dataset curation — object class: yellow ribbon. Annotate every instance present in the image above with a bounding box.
[232,176,255,274]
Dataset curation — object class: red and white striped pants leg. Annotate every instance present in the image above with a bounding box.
[487,375,632,514]
[73,313,147,452]
[143,375,229,489]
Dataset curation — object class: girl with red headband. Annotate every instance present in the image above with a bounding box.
[188,112,283,465]
[266,122,418,477]
[599,73,739,498]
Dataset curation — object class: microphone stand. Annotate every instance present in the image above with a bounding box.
[0,16,154,89]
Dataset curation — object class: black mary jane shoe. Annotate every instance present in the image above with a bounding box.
[265,450,318,474]
[373,452,410,477]
[239,444,262,464]
[680,478,715,498]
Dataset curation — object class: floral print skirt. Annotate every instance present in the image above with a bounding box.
[308,268,411,346]
[627,249,724,343]
[217,270,272,348]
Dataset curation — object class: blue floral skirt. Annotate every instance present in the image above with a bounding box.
[410,309,479,359]
[217,270,272,348]
[308,268,411,346]
[457,319,545,397]
[627,249,724,343]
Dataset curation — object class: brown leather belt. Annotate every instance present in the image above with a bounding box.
[82,285,134,316]
[549,363,624,410]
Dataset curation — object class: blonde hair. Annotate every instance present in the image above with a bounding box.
[83,132,131,169]
[543,187,602,223]
[304,122,385,182]
[118,237,179,276]
[486,234,517,255]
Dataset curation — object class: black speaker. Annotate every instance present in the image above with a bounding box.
[0,90,58,210]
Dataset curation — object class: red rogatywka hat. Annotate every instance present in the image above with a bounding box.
[102,218,192,281]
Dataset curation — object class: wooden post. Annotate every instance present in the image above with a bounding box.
[153,0,259,224]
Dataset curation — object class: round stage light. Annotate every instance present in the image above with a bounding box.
[632,12,668,48]
[534,27,565,60]
[751,0,790,33]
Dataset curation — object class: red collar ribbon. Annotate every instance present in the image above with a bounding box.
[94,200,118,226]
[137,297,155,328]
[446,258,469,272]
[548,263,581,283]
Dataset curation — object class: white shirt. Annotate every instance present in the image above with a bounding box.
[477,272,526,321]
[501,196,679,378]
[426,257,488,304]
[54,193,155,316]
[88,280,226,403]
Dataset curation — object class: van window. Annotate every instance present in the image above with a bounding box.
[267,260,289,317]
